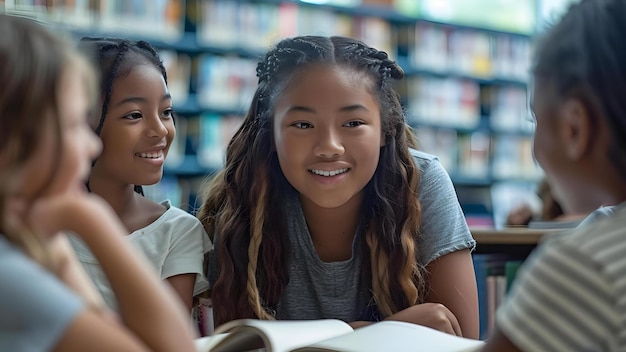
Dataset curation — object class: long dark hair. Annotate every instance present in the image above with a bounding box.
[198,36,424,327]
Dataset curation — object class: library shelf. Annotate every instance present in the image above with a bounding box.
[470,227,559,245]
[2,0,541,213]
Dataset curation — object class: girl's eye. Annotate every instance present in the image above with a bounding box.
[162,108,174,119]
[293,122,313,129]
[123,112,143,120]
[344,120,364,127]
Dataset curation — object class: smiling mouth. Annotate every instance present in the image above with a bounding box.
[135,152,163,159]
[309,168,349,177]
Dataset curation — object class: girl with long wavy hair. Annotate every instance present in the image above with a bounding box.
[199,35,479,338]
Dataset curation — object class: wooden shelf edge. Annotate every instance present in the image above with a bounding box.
[470,227,561,245]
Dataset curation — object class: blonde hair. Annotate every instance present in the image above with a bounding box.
[0,15,97,268]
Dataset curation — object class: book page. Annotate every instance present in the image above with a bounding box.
[195,334,228,352]
[204,319,354,352]
[294,321,484,352]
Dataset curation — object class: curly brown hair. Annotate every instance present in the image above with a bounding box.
[198,36,425,328]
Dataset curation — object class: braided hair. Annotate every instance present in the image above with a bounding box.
[532,0,626,178]
[78,37,169,195]
[199,36,424,327]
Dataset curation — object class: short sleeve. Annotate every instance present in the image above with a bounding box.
[161,211,212,296]
[0,238,84,351]
[413,151,475,265]
[496,242,620,352]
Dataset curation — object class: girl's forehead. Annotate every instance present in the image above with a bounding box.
[281,64,374,92]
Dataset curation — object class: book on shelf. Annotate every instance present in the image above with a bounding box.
[526,218,582,230]
[472,253,521,339]
[160,49,191,104]
[194,319,484,352]
[197,113,243,169]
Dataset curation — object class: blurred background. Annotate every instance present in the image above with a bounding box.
[1,0,580,229]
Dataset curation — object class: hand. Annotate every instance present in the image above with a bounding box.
[348,321,373,329]
[385,303,462,336]
[19,192,120,241]
[506,204,534,226]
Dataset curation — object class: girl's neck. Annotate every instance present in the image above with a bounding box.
[88,177,164,233]
[299,192,363,262]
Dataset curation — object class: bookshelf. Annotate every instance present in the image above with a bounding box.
[0,0,543,220]
[471,227,549,245]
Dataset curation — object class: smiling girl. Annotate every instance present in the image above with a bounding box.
[199,36,479,338]
[70,38,210,314]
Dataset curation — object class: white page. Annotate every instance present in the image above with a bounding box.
[297,321,484,352]
[205,319,354,352]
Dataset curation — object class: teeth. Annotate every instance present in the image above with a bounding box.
[137,152,162,159]
[310,168,348,177]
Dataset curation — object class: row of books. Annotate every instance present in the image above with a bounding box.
[408,23,531,81]
[473,254,523,339]
[197,1,531,82]
[2,0,185,40]
[415,128,542,182]
[161,50,535,135]
[144,174,207,214]
[198,0,395,58]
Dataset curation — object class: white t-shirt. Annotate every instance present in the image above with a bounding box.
[69,200,211,311]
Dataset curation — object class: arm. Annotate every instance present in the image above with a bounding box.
[423,249,479,338]
[377,250,478,338]
[50,235,120,324]
[161,210,211,313]
[49,235,107,311]
[32,194,197,352]
[407,153,479,338]
[167,273,196,312]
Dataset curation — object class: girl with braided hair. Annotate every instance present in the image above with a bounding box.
[199,35,479,338]
[0,15,197,351]
[484,0,626,350]
[69,37,210,315]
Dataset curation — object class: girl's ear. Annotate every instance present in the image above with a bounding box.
[558,98,592,160]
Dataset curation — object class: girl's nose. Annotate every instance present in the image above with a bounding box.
[313,129,344,158]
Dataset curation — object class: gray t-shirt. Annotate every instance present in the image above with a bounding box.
[275,149,475,321]
[0,236,84,351]
[208,149,475,322]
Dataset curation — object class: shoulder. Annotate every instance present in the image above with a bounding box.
[542,203,626,275]
[406,149,474,263]
[155,200,204,228]
[496,212,626,351]
[0,237,84,351]
[409,148,441,173]
[409,148,453,191]
[515,207,626,298]
[526,204,626,285]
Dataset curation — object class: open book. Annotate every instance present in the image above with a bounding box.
[195,319,484,352]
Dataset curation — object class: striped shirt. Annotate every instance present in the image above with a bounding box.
[496,203,626,351]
